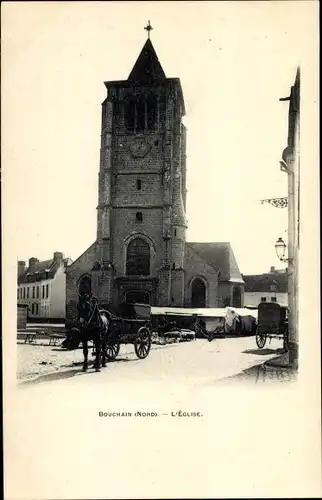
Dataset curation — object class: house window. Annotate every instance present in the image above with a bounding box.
[35,303,39,315]
[174,229,177,237]
[42,285,45,299]
[126,238,150,276]
[27,287,30,299]
[31,303,35,315]
[32,287,35,299]
[36,286,39,298]
[137,179,142,190]
[136,212,143,223]
[260,297,267,302]
[46,284,49,299]
[23,288,26,299]
[271,297,277,302]
[17,289,19,300]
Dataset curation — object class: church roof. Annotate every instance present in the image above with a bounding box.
[186,242,244,283]
[128,38,166,85]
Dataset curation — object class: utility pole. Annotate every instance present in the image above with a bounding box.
[279,68,300,369]
[261,69,300,369]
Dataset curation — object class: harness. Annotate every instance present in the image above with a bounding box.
[87,299,97,326]
[78,296,111,331]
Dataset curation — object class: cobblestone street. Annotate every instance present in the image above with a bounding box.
[17,335,296,386]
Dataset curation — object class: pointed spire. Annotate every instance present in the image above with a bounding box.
[128,38,166,85]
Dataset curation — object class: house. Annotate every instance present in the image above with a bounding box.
[17,252,73,321]
[242,266,288,307]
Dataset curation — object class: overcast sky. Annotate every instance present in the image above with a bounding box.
[2,1,317,274]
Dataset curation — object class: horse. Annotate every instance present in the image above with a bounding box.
[225,307,257,336]
[77,293,110,372]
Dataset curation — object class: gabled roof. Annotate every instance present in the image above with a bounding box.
[128,38,166,85]
[186,242,244,283]
[18,257,71,284]
[66,241,97,269]
[243,272,287,293]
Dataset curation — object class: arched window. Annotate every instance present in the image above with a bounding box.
[79,275,92,295]
[126,238,150,276]
[232,287,241,308]
[191,278,206,308]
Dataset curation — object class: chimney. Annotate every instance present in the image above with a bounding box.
[28,257,39,268]
[270,266,275,273]
[53,252,64,261]
[18,261,26,277]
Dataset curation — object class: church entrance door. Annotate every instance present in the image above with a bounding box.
[125,290,150,304]
[191,278,206,308]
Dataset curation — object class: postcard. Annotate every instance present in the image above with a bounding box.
[2,1,320,498]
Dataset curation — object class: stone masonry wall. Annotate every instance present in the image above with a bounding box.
[184,244,219,307]
[111,208,163,275]
[65,242,98,327]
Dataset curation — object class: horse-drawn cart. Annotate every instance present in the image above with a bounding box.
[103,303,152,361]
[255,302,288,350]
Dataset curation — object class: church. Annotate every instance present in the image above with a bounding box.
[65,28,244,327]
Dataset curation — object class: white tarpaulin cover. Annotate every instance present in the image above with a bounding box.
[151,306,257,320]
[226,307,258,320]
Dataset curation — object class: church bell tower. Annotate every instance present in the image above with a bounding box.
[93,23,187,306]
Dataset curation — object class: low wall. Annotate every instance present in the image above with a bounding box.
[17,305,28,330]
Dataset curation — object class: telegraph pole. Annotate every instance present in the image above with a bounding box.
[279,68,300,369]
[261,69,300,369]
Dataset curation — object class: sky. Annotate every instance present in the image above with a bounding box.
[2,1,318,274]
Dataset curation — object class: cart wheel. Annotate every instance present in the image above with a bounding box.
[256,329,267,349]
[105,343,120,360]
[134,327,152,359]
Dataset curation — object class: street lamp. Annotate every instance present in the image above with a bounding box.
[275,237,292,263]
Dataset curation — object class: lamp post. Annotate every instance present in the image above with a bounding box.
[274,237,292,263]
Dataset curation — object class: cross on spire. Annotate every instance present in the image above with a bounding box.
[144,20,153,39]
